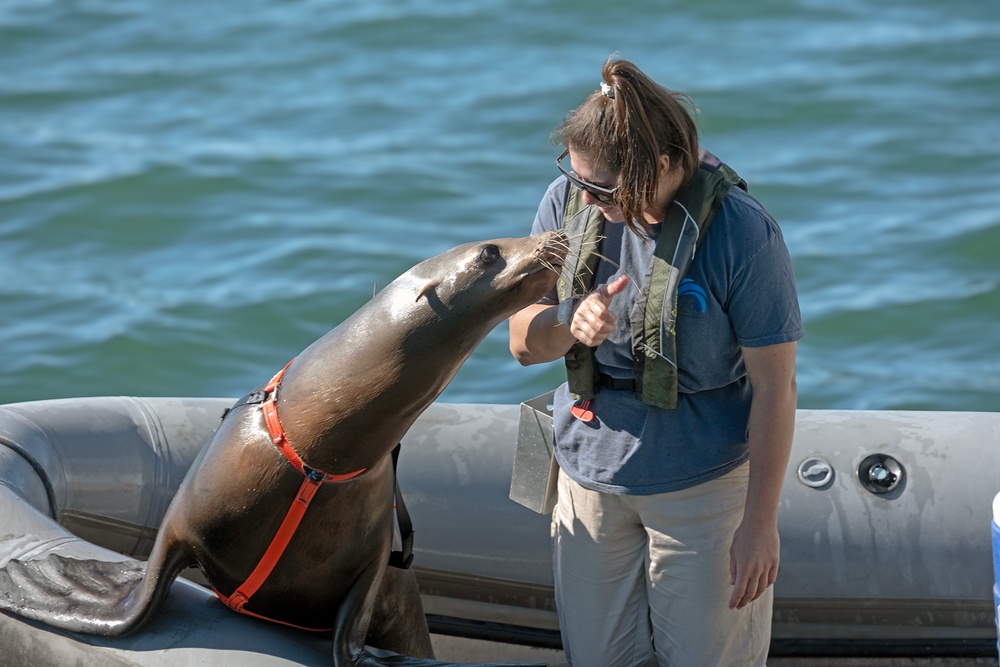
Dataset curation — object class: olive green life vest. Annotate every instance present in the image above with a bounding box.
[555,151,747,410]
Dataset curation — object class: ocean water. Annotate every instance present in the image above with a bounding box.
[1,0,998,412]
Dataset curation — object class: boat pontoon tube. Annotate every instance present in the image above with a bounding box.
[993,491,1000,655]
[0,396,998,663]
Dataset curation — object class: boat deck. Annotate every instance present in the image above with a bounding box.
[431,635,999,666]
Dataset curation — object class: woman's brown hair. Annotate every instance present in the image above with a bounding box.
[553,56,700,235]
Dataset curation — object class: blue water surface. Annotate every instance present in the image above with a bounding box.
[1,0,998,411]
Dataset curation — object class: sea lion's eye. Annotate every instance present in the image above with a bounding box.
[478,245,500,265]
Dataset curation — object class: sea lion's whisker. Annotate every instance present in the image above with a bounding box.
[538,259,561,273]
[558,237,642,302]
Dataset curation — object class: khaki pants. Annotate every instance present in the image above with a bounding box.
[551,463,771,667]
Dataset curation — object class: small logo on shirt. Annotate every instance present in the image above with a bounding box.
[678,278,707,313]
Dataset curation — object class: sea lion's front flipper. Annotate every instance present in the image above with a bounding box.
[333,558,546,667]
[356,648,547,667]
[0,554,147,635]
[365,566,434,657]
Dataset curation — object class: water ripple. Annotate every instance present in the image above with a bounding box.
[2,0,998,411]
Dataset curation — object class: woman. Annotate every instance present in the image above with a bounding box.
[509,56,802,667]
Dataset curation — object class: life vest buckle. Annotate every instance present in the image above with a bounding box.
[570,399,595,423]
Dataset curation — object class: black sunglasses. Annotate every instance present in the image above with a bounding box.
[556,149,619,206]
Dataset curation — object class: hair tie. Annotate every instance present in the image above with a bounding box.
[600,81,615,99]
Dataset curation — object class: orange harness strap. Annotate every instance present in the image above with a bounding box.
[215,360,365,620]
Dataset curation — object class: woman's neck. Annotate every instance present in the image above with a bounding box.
[643,167,687,225]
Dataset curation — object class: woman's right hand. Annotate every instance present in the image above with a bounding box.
[569,275,629,347]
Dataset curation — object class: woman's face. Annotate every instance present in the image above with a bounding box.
[565,149,626,223]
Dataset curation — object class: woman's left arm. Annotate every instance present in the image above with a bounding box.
[728,340,798,610]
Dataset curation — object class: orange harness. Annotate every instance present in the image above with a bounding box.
[213,360,376,630]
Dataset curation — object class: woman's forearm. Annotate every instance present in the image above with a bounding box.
[728,341,797,609]
[510,277,630,366]
[741,342,798,524]
[509,303,578,366]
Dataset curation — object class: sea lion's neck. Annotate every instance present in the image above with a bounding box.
[272,292,491,474]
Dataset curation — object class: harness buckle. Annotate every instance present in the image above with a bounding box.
[246,390,267,404]
[303,467,326,483]
[227,591,249,611]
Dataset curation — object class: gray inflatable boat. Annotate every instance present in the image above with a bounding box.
[0,395,997,664]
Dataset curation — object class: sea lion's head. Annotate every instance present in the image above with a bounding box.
[409,231,568,326]
[275,230,570,465]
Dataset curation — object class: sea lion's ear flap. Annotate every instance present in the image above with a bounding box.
[416,280,438,302]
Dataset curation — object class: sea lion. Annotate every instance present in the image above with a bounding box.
[0,231,568,667]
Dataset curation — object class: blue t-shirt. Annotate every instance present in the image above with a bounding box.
[531,173,803,495]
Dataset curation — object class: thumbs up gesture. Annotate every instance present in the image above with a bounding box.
[569,275,630,347]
